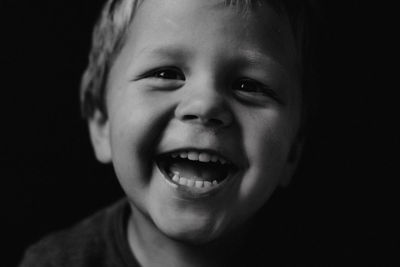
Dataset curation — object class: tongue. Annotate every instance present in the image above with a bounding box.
[169,160,225,181]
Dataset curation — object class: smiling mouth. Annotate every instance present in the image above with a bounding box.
[156,150,237,192]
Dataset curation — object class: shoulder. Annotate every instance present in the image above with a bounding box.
[19,198,131,267]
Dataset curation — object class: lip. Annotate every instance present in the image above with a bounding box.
[157,146,243,170]
[156,163,237,199]
[155,148,240,199]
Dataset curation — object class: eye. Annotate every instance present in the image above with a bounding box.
[233,78,281,103]
[233,78,267,94]
[148,67,185,80]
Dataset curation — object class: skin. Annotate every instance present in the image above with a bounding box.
[89,0,302,265]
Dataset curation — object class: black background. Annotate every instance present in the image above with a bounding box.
[2,0,398,266]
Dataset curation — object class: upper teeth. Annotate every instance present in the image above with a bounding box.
[171,151,228,164]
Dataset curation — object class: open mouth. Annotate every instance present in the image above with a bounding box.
[156,150,237,191]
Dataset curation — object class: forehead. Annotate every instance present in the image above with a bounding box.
[125,0,297,65]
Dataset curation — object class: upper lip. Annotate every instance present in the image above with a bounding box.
[157,146,244,169]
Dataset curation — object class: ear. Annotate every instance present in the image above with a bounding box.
[88,110,112,163]
[279,136,304,187]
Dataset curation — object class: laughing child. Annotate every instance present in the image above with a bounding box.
[20,0,319,266]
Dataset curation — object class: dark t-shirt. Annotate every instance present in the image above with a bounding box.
[18,198,272,267]
[18,197,316,266]
[19,198,140,267]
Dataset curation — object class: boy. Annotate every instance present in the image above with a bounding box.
[20,0,318,266]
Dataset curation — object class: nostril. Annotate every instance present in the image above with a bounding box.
[182,114,223,126]
[182,115,198,121]
[208,118,223,126]
[177,100,233,127]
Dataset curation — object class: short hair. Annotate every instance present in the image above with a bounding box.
[80,0,322,123]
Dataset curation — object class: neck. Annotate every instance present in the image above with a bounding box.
[127,205,248,267]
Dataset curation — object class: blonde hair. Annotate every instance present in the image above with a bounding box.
[80,0,320,120]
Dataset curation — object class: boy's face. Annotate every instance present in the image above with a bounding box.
[90,0,302,243]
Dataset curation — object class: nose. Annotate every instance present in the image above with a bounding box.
[174,86,233,128]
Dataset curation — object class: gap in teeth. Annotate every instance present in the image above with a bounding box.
[171,173,218,188]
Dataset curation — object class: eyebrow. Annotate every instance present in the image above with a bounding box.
[137,45,193,60]
[235,48,288,73]
[136,45,289,76]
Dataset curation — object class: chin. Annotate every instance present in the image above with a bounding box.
[154,213,224,244]
[164,227,220,245]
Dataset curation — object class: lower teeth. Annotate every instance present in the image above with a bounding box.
[171,173,218,188]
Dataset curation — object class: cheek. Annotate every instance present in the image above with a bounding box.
[243,110,293,164]
[109,116,145,196]
[107,91,175,186]
[106,98,154,186]
[109,103,146,158]
[108,90,171,155]
[240,138,287,206]
[238,110,294,200]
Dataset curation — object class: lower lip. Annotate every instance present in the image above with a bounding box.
[157,165,234,199]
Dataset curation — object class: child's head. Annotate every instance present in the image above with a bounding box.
[82,0,317,244]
